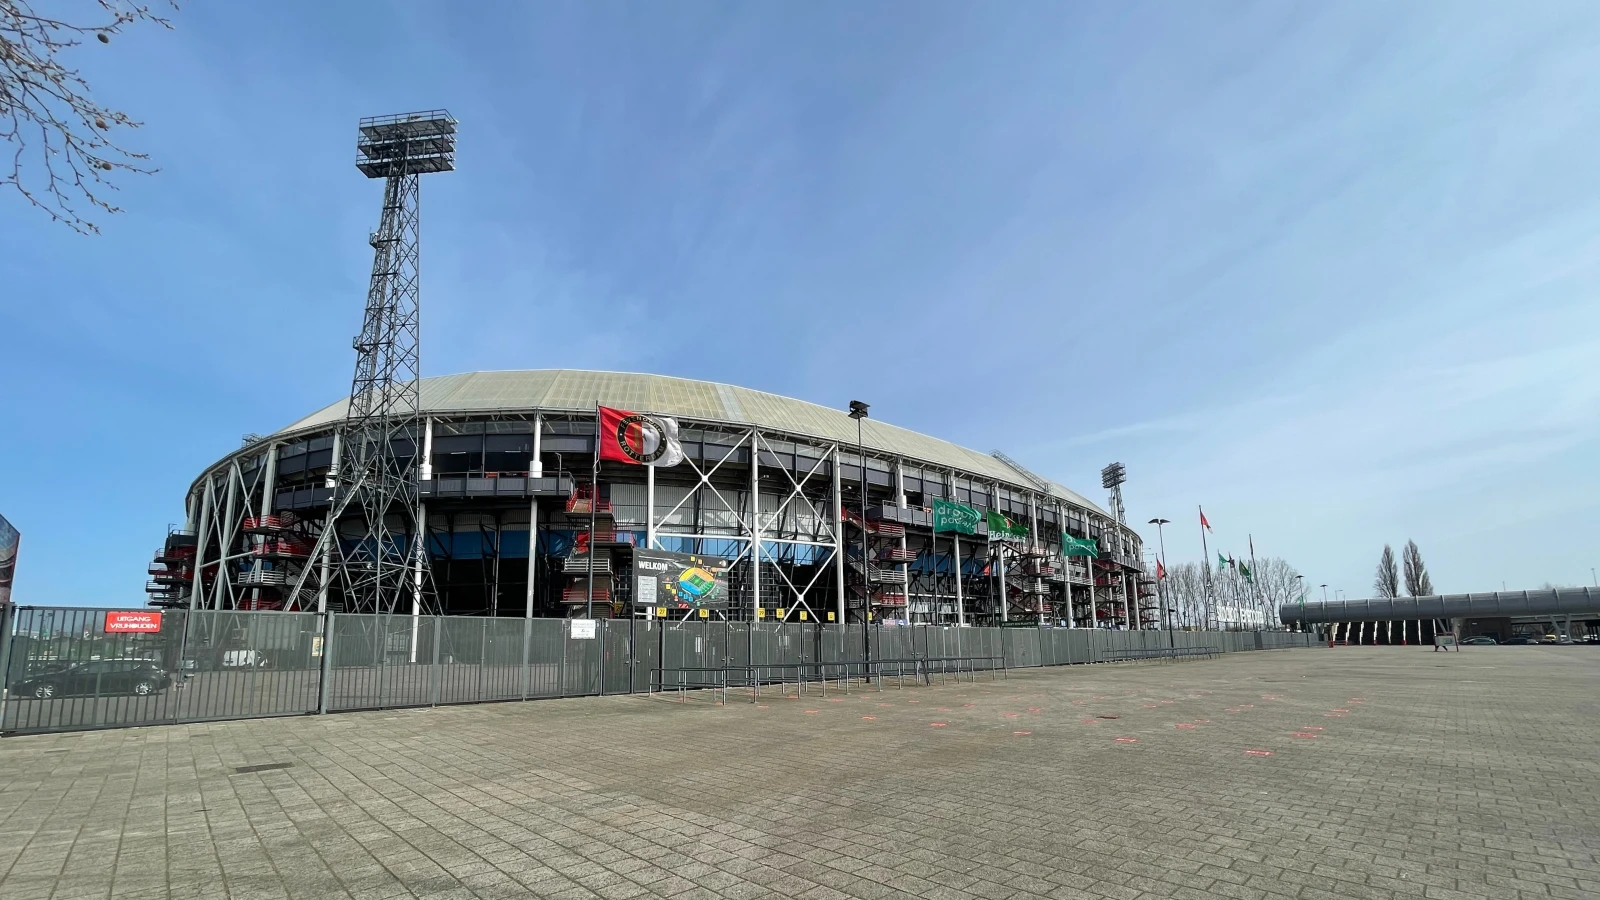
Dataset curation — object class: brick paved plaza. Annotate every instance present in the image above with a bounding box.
[2,647,1597,900]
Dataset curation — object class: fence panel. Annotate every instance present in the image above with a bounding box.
[1002,629,1042,668]
[601,620,631,694]
[2,607,186,733]
[175,611,323,723]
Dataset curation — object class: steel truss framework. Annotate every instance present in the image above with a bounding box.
[292,111,456,615]
[171,413,1156,628]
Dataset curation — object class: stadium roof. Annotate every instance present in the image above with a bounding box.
[278,370,1108,515]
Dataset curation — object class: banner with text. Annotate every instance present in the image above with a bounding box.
[932,499,981,534]
[633,548,730,611]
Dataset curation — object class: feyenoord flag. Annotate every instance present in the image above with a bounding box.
[597,406,685,467]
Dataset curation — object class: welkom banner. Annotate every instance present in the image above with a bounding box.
[932,499,981,534]
[987,510,1029,541]
[1061,534,1098,557]
[598,406,685,467]
[632,548,729,611]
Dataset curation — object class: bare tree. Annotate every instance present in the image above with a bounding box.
[1374,544,1400,599]
[1,0,176,233]
[1402,540,1433,597]
[1255,557,1303,619]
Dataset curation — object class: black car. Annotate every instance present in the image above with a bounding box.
[10,660,170,699]
[1502,636,1540,645]
[1460,636,1498,645]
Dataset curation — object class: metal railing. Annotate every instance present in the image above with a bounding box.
[0,604,1317,735]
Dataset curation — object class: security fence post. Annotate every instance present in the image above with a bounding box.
[0,604,15,731]
[430,616,443,706]
[520,615,532,702]
[317,613,336,715]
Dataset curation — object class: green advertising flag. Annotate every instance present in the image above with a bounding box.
[1217,552,1228,570]
[1061,534,1099,557]
[932,499,981,534]
[986,510,1028,540]
[1238,561,1253,583]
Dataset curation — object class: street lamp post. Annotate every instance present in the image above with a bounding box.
[848,400,871,674]
[1147,518,1172,648]
[1294,574,1305,632]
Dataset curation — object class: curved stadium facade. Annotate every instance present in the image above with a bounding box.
[147,371,1152,627]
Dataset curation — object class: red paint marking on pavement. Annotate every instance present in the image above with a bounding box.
[1300,726,1324,731]
[1244,749,1274,757]
[1013,730,1032,736]
[877,703,892,707]
[1175,723,1197,729]
[826,698,843,703]
[1003,713,1019,718]
[860,716,877,721]
[1292,732,1319,739]
[1027,707,1044,713]
[930,722,948,728]
[1114,737,1138,744]
[804,710,819,714]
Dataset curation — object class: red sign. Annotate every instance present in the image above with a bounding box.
[105,611,163,633]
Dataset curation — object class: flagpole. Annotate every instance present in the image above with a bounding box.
[1199,506,1212,631]
[588,403,599,619]
[1249,534,1262,630]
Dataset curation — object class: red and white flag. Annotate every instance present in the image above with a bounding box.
[1156,559,1166,580]
[597,406,684,467]
[1199,507,1213,533]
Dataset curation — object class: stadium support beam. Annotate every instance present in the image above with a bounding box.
[646,462,655,550]
[251,444,279,604]
[213,467,241,610]
[750,428,760,621]
[188,483,214,611]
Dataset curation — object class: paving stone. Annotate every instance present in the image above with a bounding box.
[1,648,1596,899]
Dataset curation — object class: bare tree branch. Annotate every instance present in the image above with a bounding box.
[0,0,177,234]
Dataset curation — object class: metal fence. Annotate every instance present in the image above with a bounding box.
[0,605,1318,735]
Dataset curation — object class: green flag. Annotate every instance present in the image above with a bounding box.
[1217,551,1228,570]
[1238,561,1253,583]
[932,499,980,534]
[1061,534,1098,557]
[986,510,1028,540]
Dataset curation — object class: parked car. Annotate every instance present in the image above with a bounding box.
[9,660,170,699]
[1460,636,1498,645]
[1502,636,1540,645]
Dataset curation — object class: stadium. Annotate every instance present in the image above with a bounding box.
[147,370,1155,628]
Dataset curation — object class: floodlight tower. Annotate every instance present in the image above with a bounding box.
[1100,462,1127,525]
[304,111,456,614]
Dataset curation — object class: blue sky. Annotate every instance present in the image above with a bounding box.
[2,1,1598,607]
